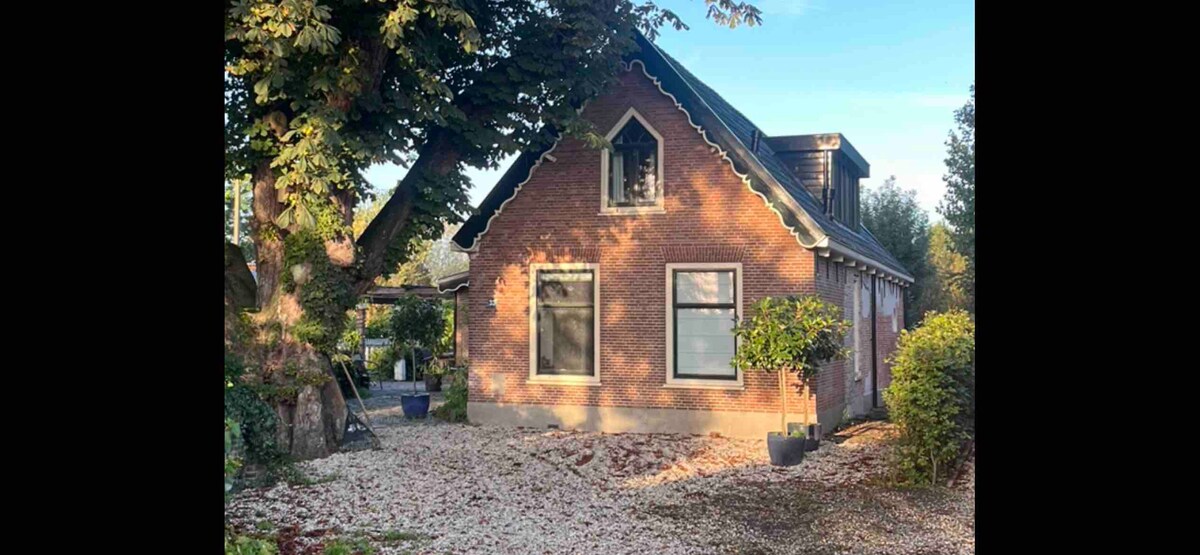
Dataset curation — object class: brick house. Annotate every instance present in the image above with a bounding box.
[449,34,912,439]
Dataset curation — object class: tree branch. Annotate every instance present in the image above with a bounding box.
[353,130,461,294]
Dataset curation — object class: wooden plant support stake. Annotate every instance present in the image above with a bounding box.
[779,370,787,435]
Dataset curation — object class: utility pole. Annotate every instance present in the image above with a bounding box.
[231,180,241,245]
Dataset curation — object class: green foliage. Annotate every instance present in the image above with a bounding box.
[225,417,242,498]
[436,299,455,357]
[390,295,444,348]
[225,531,278,555]
[938,84,975,311]
[919,224,970,315]
[281,230,356,352]
[731,295,851,383]
[788,428,806,439]
[381,530,422,543]
[323,536,374,555]
[225,175,256,261]
[883,310,975,485]
[225,351,285,467]
[364,306,392,339]
[338,312,363,355]
[433,364,468,422]
[368,345,398,381]
[862,176,930,327]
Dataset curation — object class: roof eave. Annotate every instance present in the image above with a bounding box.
[818,237,915,284]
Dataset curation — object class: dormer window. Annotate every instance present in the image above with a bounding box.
[600,108,665,214]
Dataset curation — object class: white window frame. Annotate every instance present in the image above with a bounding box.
[664,262,744,390]
[600,107,666,215]
[528,262,601,386]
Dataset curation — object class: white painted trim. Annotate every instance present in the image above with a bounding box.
[528,262,601,386]
[600,107,666,215]
[454,58,913,288]
[435,280,470,294]
[665,262,744,388]
[619,59,823,250]
[824,238,916,284]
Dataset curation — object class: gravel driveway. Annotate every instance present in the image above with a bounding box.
[226,395,974,555]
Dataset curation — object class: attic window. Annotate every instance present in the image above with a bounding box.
[601,108,665,214]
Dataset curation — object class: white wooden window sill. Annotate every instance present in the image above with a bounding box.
[526,377,601,387]
[662,381,744,391]
[599,206,666,216]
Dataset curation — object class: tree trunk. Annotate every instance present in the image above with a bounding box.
[252,159,285,308]
[779,370,787,435]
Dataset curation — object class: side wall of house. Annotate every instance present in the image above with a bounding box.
[465,64,822,438]
[813,257,905,431]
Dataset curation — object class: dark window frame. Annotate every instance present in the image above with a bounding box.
[534,268,596,377]
[607,117,660,208]
[671,269,739,381]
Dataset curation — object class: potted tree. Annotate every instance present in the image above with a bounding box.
[390,295,445,419]
[732,295,851,466]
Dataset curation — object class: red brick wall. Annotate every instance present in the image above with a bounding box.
[812,257,906,421]
[466,65,820,417]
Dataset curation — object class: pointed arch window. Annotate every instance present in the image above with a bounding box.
[601,108,665,214]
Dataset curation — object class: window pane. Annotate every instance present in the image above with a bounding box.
[538,306,593,375]
[676,271,734,304]
[676,307,736,377]
[608,117,659,208]
[538,271,594,305]
[610,151,625,204]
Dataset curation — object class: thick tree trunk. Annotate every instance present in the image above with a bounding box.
[252,159,285,308]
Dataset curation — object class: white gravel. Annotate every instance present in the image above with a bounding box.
[226,419,974,554]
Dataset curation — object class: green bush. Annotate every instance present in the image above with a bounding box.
[225,350,285,468]
[433,364,468,422]
[883,310,975,485]
[224,531,277,555]
[225,417,242,498]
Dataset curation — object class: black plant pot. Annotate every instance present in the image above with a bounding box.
[424,374,442,392]
[767,432,806,467]
[805,437,820,452]
[400,393,430,419]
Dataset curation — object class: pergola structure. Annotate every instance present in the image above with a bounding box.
[355,276,470,365]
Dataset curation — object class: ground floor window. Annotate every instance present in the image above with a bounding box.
[529,263,600,384]
[666,263,742,387]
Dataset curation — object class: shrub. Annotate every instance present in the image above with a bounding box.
[883,309,975,485]
[731,295,851,433]
[433,364,468,422]
[224,531,277,555]
[225,417,242,499]
[225,351,284,467]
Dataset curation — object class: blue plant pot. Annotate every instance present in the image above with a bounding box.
[400,394,430,419]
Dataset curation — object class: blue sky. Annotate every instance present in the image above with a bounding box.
[364,0,974,220]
